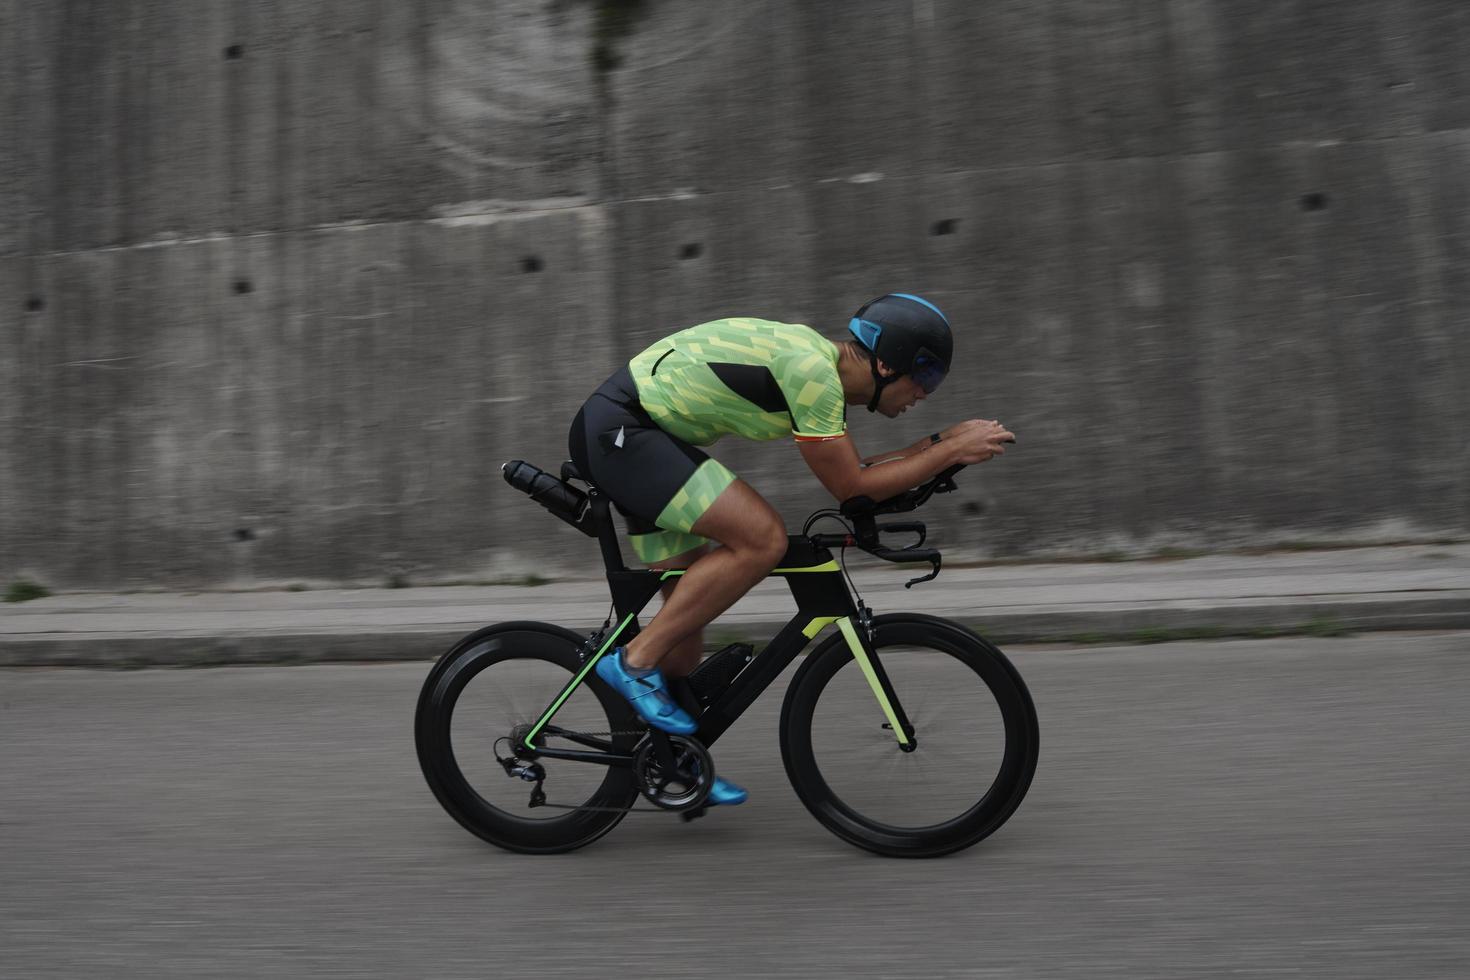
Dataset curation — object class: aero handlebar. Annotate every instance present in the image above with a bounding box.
[808,464,967,588]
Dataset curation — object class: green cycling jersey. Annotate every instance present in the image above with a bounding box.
[628,318,848,446]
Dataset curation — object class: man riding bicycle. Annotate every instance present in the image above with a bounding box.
[567,293,1015,806]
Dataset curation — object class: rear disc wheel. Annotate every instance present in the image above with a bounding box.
[414,623,640,854]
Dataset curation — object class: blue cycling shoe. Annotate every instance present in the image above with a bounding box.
[706,776,748,806]
[594,648,698,735]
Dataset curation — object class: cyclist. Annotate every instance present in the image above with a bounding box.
[567,293,1016,806]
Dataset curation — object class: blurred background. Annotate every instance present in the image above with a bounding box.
[2,0,1467,590]
[4,7,1470,979]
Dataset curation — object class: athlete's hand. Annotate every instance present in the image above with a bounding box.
[942,419,1016,464]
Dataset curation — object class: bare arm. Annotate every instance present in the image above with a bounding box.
[800,435,954,504]
[860,433,937,469]
[798,419,1016,504]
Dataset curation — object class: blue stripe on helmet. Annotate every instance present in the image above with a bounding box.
[890,293,949,326]
[848,317,883,350]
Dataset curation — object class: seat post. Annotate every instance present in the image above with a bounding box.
[589,490,626,574]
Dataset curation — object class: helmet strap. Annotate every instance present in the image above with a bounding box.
[866,353,896,413]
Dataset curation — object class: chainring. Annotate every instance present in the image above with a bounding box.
[632,734,714,811]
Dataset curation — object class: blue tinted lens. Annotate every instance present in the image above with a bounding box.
[912,355,946,393]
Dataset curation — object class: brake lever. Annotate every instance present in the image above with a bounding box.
[904,553,942,589]
[870,545,942,588]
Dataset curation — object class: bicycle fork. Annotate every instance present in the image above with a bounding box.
[806,615,918,751]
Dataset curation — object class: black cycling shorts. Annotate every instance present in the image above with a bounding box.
[567,366,737,562]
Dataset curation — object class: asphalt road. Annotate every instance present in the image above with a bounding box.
[3,633,1468,979]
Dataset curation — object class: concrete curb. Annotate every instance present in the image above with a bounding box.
[0,631,469,669]
[5,593,1467,668]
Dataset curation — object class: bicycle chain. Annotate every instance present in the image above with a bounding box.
[542,729,646,739]
[517,727,691,813]
[521,619,692,813]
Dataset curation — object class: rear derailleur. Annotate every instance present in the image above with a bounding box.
[494,737,547,808]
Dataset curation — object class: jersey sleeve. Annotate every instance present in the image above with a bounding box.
[776,349,847,442]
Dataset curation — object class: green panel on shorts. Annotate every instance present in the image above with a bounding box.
[655,458,737,533]
[629,529,709,564]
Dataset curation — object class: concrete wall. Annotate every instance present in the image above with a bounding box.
[2,0,1468,589]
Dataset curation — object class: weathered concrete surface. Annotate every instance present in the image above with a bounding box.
[3,635,1469,978]
[2,0,1469,589]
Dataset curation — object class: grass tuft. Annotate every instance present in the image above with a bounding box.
[1299,615,1351,638]
[5,579,52,603]
[506,574,552,587]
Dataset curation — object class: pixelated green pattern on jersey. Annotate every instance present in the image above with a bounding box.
[629,319,846,446]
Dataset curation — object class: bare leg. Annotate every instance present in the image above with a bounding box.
[623,480,787,671]
[646,544,711,679]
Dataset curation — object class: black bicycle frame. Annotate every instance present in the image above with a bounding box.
[517,487,917,767]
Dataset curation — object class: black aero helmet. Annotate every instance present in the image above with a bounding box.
[848,293,953,412]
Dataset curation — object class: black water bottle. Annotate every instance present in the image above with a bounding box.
[502,460,596,536]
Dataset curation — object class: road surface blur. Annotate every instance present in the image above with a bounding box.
[3,633,1467,978]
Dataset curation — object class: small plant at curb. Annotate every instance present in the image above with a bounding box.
[512,574,552,587]
[5,579,51,603]
[1128,626,1222,645]
[466,575,555,587]
[403,575,556,588]
[1299,616,1350,638]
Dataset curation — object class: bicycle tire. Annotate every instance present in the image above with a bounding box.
[779,613,1039,858]
[414,621,640,854]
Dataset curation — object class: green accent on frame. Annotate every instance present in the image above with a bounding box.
[838,617,910,746]
[524,613,635,744]
[660,560,838,582]
[774,560,840,573]
[802,616,842,639]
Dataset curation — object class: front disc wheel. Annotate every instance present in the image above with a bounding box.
[779,615,1039,858]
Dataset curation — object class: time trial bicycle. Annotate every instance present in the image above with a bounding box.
[414,459,1039,857]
